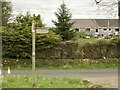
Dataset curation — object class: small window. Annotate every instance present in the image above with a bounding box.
[103,28,107,31]
[75,28,79,32]
[115,28,119,32]
[86,28,90,31]
[109,28,111,31]
[96,29,98,32]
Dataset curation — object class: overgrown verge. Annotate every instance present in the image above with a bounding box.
[2,58,118,70]
[2,75,102,88]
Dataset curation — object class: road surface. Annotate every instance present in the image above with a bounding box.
[2,70,119,88]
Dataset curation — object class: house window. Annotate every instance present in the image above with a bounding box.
[75,28,79,32]
[109,28,111,31]
[96,29,98,32]
[86,28,90,31]
[115,28,119,32]
[101,34,104,37]
[103,28,107,31]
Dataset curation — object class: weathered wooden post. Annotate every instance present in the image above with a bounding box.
[32,21,36,88]
[31,21,49,88]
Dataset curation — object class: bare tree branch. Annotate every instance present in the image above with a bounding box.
[94,0,102,4]
[93,0,118,18]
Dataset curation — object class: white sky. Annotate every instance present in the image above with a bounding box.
[10,0,118,27]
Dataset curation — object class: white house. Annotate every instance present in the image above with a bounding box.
[71,19,120,37]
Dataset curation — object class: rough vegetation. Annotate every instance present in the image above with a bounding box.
[2,37,120,59]
[2,58,118,70]
[2,75,97,88]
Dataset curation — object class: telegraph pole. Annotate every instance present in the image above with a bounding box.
[32,21,36,88]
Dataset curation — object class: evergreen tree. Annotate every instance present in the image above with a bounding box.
[15,12,44,28]
[2,12,61,58]
[52,2,75,40]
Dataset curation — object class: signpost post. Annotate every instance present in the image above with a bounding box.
[31,21,48,88]
[32,21,36,88]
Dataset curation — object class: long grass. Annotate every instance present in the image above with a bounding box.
[2,58,118,70]
[2,63,118,70]
[2,75,92,88]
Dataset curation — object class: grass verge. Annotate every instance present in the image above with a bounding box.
[2,75,93,88]
[2,64,118,70]
[2,58,118,70]
[2,63,118,70]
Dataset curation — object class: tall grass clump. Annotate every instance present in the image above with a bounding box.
[2,75,93,88]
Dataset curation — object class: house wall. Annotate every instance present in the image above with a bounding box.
[74,26,120,38]
[72,19,119,37]
[94,27,120,36]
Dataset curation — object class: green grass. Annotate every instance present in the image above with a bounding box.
[78,38,98,43]
[2,75,92,88]
[2,58,118,70]
[77,38,110,46]
[36,63,118,70]
[2,63,118,70]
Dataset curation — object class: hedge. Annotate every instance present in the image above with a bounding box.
[3,38,120,59]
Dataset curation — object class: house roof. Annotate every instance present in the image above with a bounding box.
[71,19,119,28]
[95,19,118,27]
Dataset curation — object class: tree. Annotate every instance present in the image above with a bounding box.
[1,0,12,26]
[2,12,61,58]
[118,1,120,18]
[93,0,118,18]
[14,12,44,29]
[94,0,102,4]
[75,31,88,39]
[52,2,75,41]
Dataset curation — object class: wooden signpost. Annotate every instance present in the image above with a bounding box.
[31,21,48,88]
[36,29,49,34]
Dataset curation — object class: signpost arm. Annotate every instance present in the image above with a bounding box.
[32,21,36,88]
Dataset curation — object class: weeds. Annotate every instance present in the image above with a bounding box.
[2,59,118,70]
[2,75,93,88]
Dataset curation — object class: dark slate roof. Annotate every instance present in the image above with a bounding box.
[95,19,118,27]
[71,19,119,28]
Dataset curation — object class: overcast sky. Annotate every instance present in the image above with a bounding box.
[11,0,118,27]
